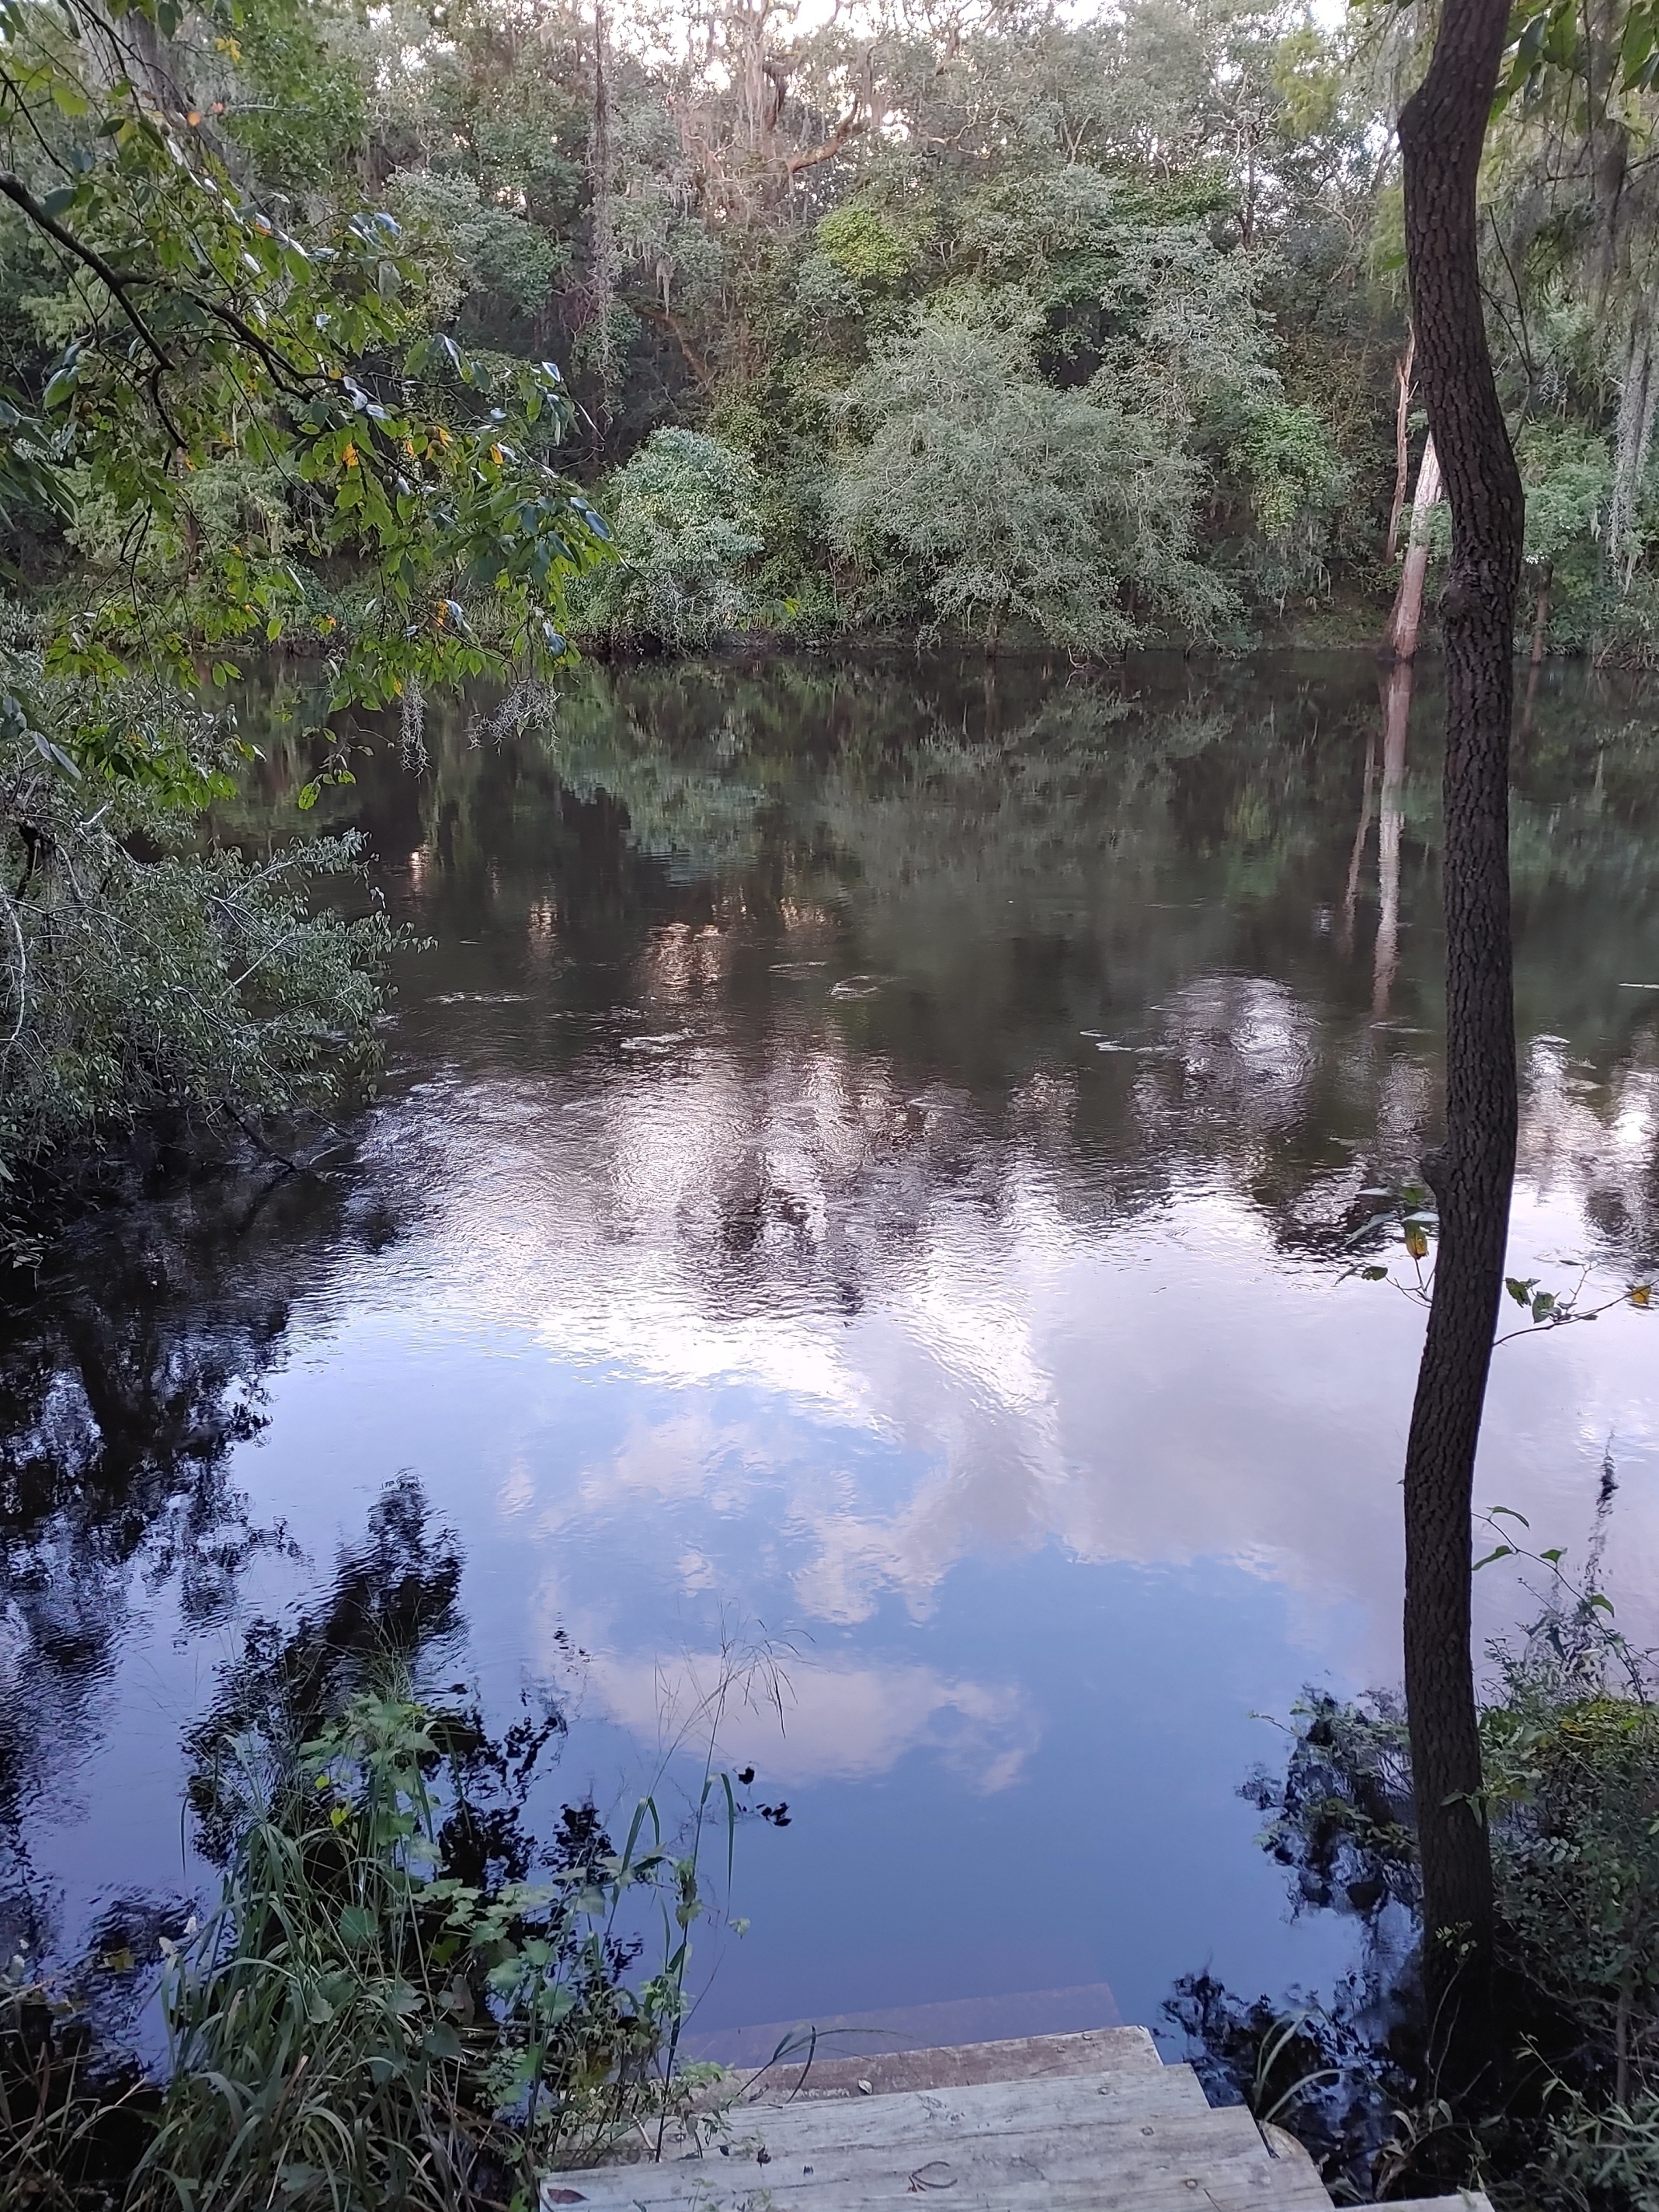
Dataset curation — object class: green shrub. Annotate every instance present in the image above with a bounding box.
[571,430,764,651]
[830,297,1233,651]
[1,1478,748,2209]
[816,202,916,289]
[144,1689,680,2209]
[0,625,395,1225]
[1212,1552,1659,2207]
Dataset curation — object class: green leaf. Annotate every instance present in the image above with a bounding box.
[337,1904,377,1948]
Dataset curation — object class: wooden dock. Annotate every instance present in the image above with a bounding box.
[539,2026,1494,2210]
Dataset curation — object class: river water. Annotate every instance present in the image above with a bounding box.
[3,651,1657,2051]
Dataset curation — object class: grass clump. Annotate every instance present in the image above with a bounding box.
[1,1482,747,2211]
[144,1688,683,2210]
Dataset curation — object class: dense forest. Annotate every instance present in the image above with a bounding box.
[6,0,1659,659]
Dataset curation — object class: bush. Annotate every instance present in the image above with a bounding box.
[829,297,1232,652]
[0,627,395,1232]
[571,430,764,652]
[0,1479,745,2210]
[146,1689,676,2209]
[1182,1538,1659,2207]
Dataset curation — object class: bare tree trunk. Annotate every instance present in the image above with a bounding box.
[1609,308,1656,584]
[1527,562,1552,667]
[1372,663,1412,1018]
[1386,434,1444,661]
[1386,329,1418,562]
[1520,562,1552,739]
[1397,0,1525,2081]
[1341,732,1377,956]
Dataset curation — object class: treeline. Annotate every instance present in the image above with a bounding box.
[9,0,1659,655]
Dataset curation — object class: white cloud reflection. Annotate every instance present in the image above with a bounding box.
[328,976,1659,1784]
[579,1646,1035,1793]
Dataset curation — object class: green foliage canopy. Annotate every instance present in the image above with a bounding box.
[830,299,1229,650]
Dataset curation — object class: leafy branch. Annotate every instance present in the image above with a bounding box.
[1341,1179,1654,1347]
[0,0,614,794]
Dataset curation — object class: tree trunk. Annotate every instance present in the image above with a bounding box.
[1527,562,1552,667]
[1520,562,1552,739]
[1386,329,1418,563]
[1386,433,1443,661]
[1372,663,1411,1019]
[1341,732,1377,955]
[1396,0,1525,2079]
[586,0,619,457]
[1609,308,1656,585]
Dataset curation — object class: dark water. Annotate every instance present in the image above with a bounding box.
[4,652,1657,2050]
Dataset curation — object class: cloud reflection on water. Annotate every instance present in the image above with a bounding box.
[9,651,1659,2028]
[329,979,1657,1737]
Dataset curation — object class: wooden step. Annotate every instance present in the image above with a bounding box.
[541,2063,1329,2209]
[538,2031,1493,2212]
[1384,2198,1495,2210]
[740,2024,1166,2105]
[739,2026,1185,2096]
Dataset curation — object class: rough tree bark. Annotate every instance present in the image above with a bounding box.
[1396,0,1525,2075]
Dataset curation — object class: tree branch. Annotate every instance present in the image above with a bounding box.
[0,172,172,370]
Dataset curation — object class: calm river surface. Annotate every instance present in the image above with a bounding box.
[4,652,1657,2049]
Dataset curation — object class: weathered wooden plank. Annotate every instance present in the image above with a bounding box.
[541,2149,1331,2212]
[541,2095,1301,2209]
[539,2032,1365,2212]
[699,2104,1285,2191]
[734,2070,1219,2153]
[741,2024,1163,2105]
[542,2176,1323,2210]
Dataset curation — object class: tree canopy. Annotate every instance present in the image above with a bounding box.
[10,0,1659,659]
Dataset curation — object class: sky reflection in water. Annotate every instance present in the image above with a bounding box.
[3,652,1657,2043]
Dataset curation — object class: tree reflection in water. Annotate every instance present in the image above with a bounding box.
[1,649,1655,2033]
[0,1160,413,1956]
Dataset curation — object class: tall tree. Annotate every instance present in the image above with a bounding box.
[1395,0,1525,2069]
